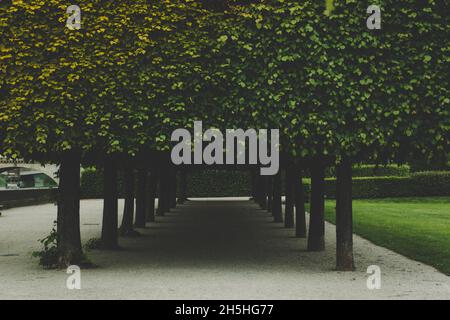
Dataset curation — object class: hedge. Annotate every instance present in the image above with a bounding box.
[80,168,310,199]
[80,168,124,199]
[321,164,410,178]
[316,171,450,199]
[187,169,251,197]
[80,168,450,200]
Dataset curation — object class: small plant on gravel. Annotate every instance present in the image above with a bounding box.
[84,238,103,250]
[32,221,94,269]
[32,221,59,269]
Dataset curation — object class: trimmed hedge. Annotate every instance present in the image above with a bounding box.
[323,164,410,178]
[80,167,449,200]
[80,168,124,199]
[314,171,450,199]
[80,168,310,199]
[187,169,251,197]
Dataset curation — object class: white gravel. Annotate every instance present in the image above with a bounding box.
[0,198,449,300]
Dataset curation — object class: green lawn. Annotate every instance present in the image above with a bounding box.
[324,197,450,275]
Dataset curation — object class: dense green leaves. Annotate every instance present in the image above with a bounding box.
[0,0,448,167]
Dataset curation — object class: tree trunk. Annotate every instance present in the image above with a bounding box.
[336,158,355,271]
[284,165,294,228]
[250,169,257,201]
[254,174,261,206]
[157,168,168,216]
[119,167,136,236]
[57,151,83,267]
[307,161,325,251]
[146,171,156,222]
[261,175,268,210]
[178,168,188,204]
[134,168,147,227]
[170,167,177,209]
[267,176,273,213]
[101,156,119,249]
[294,166,307,238]
[272,170,283,222]
[164,168,171,213]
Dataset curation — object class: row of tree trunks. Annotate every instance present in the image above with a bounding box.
[56,152,353,271]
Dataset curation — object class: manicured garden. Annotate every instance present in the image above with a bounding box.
[324,197,450,275]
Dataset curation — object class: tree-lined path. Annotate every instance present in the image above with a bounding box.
[1,199,449,299]
[1,0,448,272]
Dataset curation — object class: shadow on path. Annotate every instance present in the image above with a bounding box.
[91,200,315,272]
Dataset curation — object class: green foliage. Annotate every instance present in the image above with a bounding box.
[324,164,410,178]
[0,0,207,160]
[0,0,448,168]
[32,221,59,269]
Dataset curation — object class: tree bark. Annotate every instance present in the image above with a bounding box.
[250,169,257,201]
[284,165,294,228]
[119,167,136,236]
[261,175,268,210]
[146,171,156,222]
[134,168,147,227]
[170,167,177,209]
[336,158,355,271]
[178,168,188,204]
[57,151,83,267]
[267,176,273,213]
[254,174,261,206]
[294,165,307,238]
[157,168,168,216]
[272,170,283,222]
[307,160,325,251]
[101,156,119,249]
[164,168,171,212]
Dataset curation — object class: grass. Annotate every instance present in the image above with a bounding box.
[324,197,450,275]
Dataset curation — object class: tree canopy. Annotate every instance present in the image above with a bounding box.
[0,0,448,167]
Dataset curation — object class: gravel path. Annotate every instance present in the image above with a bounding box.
[0,198,449,300]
